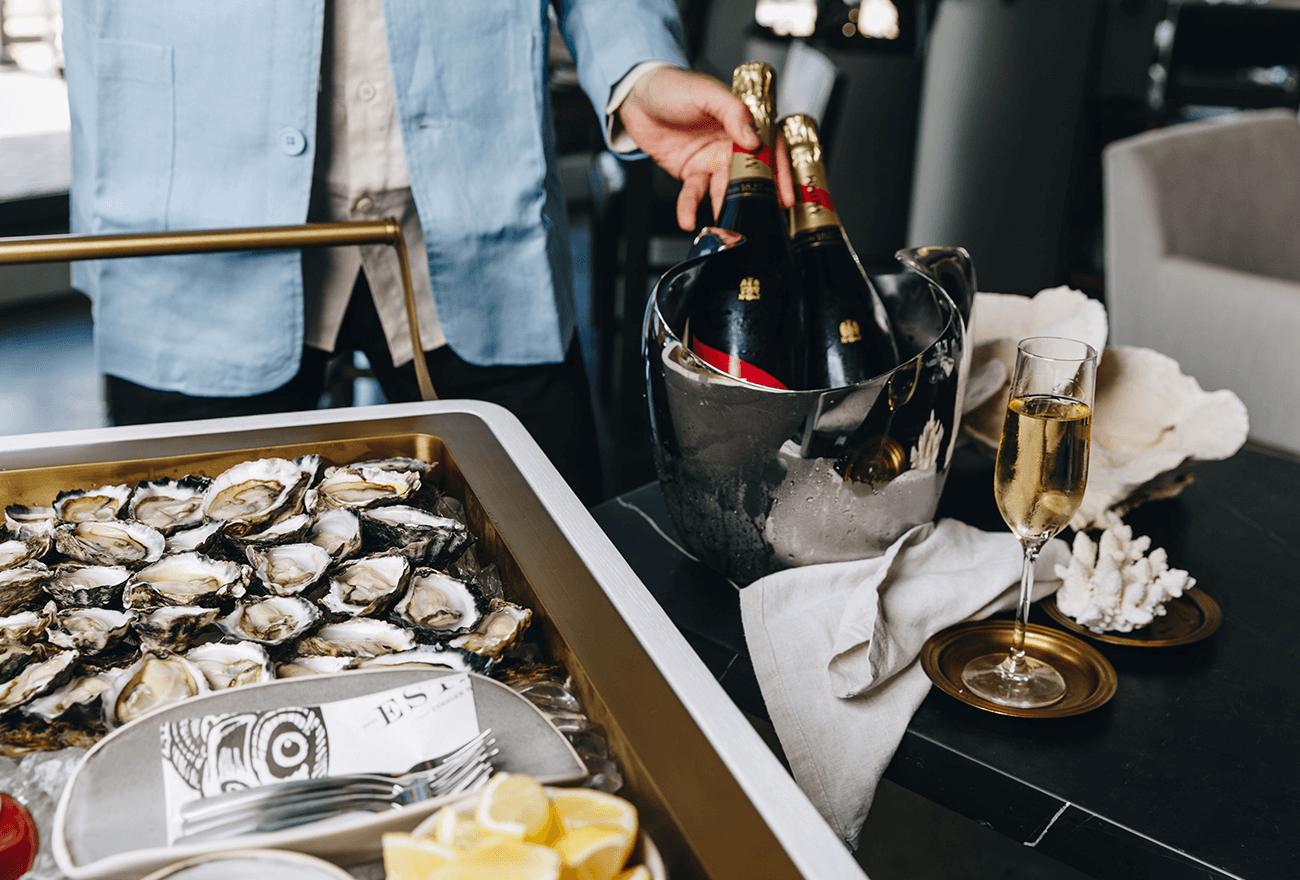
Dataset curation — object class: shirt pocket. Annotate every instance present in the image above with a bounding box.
[91,38,175,231]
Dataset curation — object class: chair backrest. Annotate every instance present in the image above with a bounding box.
[1107,109,1300,283]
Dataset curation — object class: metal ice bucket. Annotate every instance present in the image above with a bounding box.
[643,244,976,584]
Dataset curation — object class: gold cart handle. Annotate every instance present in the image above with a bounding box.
[0,219,437,401]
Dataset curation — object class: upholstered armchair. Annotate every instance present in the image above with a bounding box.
[1104,108,1300,455]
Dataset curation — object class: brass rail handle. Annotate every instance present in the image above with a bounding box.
[0,219,437,401]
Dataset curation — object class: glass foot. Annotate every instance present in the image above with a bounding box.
[961,652,1066,709]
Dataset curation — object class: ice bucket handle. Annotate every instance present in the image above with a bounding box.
[0,220,436,401]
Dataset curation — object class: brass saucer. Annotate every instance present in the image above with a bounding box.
[921,621,1118,718]
[1042,588,1222,647]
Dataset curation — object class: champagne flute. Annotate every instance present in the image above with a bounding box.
[962,336,1098,709]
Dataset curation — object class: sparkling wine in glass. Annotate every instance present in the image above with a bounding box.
[962,336,1098,708]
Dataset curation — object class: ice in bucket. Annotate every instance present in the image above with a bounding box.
[643,245,975,584]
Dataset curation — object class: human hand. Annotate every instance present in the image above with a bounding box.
[618,66,795,231]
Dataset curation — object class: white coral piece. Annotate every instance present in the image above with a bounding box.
[1053,513,1195,633]
[910,412,944,471]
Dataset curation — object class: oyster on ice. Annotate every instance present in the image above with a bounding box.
[393,570,487,636]
[0,601,56,645]
[295,619,416,659]
[22,668,124,723]
[164,521,224,555]
[54,520,166,567]
[132,606,222,653]
[245,542,332,596]
[47,608,135,654]
[0,533,50,569]
[219,596,321,646]
[449,600,532,660]
[315,466,420,510]
[124,552,250,609]
[186,641,275,689]
[47,564,131,608]
[4,505,55,542]
[0,564,48,615]
[53,484,132,523]
[105,653,210,727]
[360,644,491,675]
[201,458,310,537]
[0,649,80,713]
[236,512,314,548]
[127,476,211,534]
[306,508,363,561]
[361,506,471,566]
[320,553,411,618]
[276,655,359,678]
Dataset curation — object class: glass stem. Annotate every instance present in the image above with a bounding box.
[1004,541,1041,678]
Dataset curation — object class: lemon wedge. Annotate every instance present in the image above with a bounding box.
[381,831,459,880]
[548,787,638,837]
[427,838,561,880]
[552,823,635,880]
[475,772,559,844]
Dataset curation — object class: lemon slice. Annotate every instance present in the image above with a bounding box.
[475,772,558,843]
[552,823,635,880]
[381,831,459,880]
[428,838,561,880]
[548,787,638,837]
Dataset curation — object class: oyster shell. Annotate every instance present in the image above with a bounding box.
[0,649,79,713]
[235,512,314,548]
[131,606,221,653]
[123,552,250,609]
[0,533,50,569]
[201,458,310,537]
[0,564,49,615]
[0,601,56,646]
[22,668,124,723]
[306,508,363,561]
[3,505,54,542]
[104,653,210,727]
[128,476,211,534]
[47,564,131,608]
[315,466,420,510]
[48,608,136,654]
[275,655,360,678]
[393,570,487,636]
[54,520,166,567]
[53,483,132,523]
[0,644,42,684]
[320,553,411,618]
[244,542,332,596]
[164,521,225,555]
[186,641,275,689]
[449,600,532,660]
[360,506,472,566]
[219,596,320,645]
[359,645,491,675]
[295,618,416,659]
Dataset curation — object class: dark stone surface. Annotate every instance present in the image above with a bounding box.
[591,446,1300,880]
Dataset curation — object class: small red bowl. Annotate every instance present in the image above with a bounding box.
[0,793,38,880]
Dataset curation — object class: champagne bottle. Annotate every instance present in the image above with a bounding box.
[684,62,805,390]
[780,114,900,389]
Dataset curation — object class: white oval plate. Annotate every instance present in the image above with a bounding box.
[54,668,585,880]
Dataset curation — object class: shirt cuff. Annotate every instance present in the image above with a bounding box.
[605,60,677,154]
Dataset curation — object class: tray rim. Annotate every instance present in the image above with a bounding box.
[1041,589,1222,647]
[0,400,868,880]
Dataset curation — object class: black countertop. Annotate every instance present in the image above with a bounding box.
[590,445,1299,880]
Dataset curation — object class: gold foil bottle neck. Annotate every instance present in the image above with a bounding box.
[728,62,777,182]
[780,114,839,234]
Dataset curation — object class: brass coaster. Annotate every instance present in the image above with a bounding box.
[1042,589,1222,648]
[921,621,1118,718]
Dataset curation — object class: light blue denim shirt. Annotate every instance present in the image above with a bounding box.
[62,0,686,396]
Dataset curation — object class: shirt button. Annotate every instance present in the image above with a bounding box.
[277,127,307,156]
[358,81,377,101]
[354,196,375,214]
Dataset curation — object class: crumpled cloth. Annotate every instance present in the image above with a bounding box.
[739,518,1070,847]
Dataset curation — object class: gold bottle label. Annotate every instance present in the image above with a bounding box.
[780,114,840,236]
[738,277,761,301]
[729,62,777,182]
[839,319,862,344]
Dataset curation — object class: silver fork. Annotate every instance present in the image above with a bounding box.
[177,730,497,841]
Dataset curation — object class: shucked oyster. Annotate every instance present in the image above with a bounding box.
[164,521,224,556]
[275,655,359,679]
[295,619,416,659]
[449,599,533,660]
[53,483,131,523]
[315,466,420,510]
[235,512,314,549]
[123,552,250,609]
[219,596,320,645]
[47,564,131,608]
[306,508,363,561]
[0,533,50,569]
[361,506,472,567]
[244,542,332,596]
[360,644,491,675]
[23,668,124,723]
[4,505,55,542]
[54,520,166,567]
[0,649,79,713]
[131,606,221,653]
[320,553,411,618]
[186,641,274,690]
[0,565,49,616]
[393,570,487,636]
[127,476,211,534]
[0,602,56,647]
[104,653,210,728]
[201,458,310,537]
[47,608,135,654]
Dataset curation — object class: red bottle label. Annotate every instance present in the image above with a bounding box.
[732,140,774,171]
[691,337,787,389]
[796,184,835,212]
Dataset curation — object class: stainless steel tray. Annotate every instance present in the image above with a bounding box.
[0,401,866,880]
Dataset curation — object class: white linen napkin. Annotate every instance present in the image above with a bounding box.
[740,518,1070,846]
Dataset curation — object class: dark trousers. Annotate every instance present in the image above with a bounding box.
[106,273,605,505]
